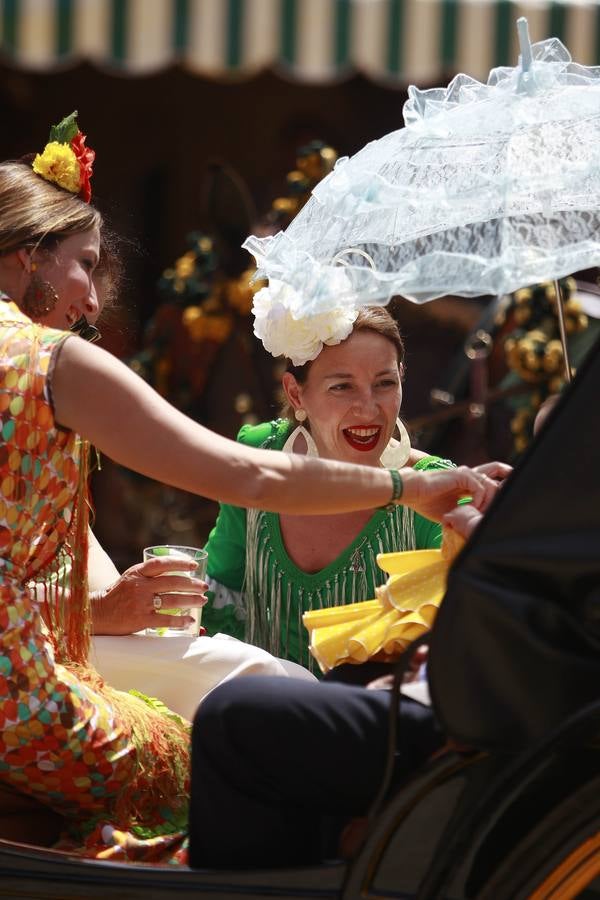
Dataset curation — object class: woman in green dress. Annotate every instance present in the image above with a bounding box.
[204,306,456,670]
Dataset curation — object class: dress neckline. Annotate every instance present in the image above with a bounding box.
[263,507,389,587]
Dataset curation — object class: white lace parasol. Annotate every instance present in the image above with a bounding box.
[244,20,600,327]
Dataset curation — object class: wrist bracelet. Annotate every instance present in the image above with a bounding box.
[381,467,403,510]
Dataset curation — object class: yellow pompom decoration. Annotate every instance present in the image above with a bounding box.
[32,141,80,195]
[174,252,196,279]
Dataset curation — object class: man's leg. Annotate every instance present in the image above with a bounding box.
[189,676,442,869]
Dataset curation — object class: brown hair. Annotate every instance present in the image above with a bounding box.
[95,228,123,310]
[0,160,123,310]
[0,161,101,253]
[281,305,405,420]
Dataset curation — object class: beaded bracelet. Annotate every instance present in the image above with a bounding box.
[381,467,403,510]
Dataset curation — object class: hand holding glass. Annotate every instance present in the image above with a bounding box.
[143,545,208,637]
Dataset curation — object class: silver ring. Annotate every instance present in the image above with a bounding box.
[153,595,162,611]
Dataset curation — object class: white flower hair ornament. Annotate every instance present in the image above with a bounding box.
[252,278,358,367]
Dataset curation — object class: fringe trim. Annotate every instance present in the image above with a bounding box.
[245,506,416,670]
[67,664,191,834]
[9,312,189,840]
[38,441,91,667]
[25,329,91,668]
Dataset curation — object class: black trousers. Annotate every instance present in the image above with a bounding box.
[189,676,443,869]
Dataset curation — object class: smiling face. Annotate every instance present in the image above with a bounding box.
[31,226,101,330]
[283,329,403,467]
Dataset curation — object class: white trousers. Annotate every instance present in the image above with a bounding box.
[91,633,317,722]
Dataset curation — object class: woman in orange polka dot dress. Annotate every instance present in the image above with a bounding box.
[0,125,497,865]
[0,153,191,861]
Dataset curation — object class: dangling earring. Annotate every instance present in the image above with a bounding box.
[380,418,411,468]
[282,408,319,457]
[21,264,59,319]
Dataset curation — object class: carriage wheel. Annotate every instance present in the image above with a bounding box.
[528,831,600,899]
[475,773,600,900]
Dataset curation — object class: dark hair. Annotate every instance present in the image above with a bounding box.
[287,305,404,382]
[282,306,404,420]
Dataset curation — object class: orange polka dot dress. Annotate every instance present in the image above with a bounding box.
[0,300,190,863]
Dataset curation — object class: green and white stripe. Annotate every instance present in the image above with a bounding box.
[1,0,599,83]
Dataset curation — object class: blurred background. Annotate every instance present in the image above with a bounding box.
[1,0,599,566]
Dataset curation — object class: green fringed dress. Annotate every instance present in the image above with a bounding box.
[204,420,454,672]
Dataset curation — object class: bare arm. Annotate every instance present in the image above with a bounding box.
[87,527,120,592]
[52,337,497,518]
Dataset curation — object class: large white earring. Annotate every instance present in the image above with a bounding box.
[380,418,411,468]
[282,409,319,457]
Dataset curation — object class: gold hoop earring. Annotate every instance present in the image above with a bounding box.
[282,409,319,457]
[21,274,59,319]
[380,418,411,468]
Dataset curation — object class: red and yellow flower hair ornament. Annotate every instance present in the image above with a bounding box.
[32,111,95,203]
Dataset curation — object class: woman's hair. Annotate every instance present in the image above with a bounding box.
[95,227,123,310]
[0,160,124,310]
[281,305,405,420]
[0,160,102,254]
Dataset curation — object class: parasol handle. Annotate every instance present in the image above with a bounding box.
[516,17,536,94]
[517,18,533,72]
[554,280,573,383]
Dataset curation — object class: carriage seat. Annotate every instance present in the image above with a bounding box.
[0,783,62,846]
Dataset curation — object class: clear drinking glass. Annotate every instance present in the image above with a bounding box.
[143,545,208,637]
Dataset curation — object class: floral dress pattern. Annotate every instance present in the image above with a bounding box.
[0,300,189,863]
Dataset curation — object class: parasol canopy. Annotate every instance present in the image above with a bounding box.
[244,20,600,316]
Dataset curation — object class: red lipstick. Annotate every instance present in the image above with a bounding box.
[343,426,381,452]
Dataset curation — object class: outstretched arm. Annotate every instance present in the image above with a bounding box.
[442,503,485,540]
[52,337,498,519]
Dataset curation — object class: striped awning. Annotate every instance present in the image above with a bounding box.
[1,0,599,85]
